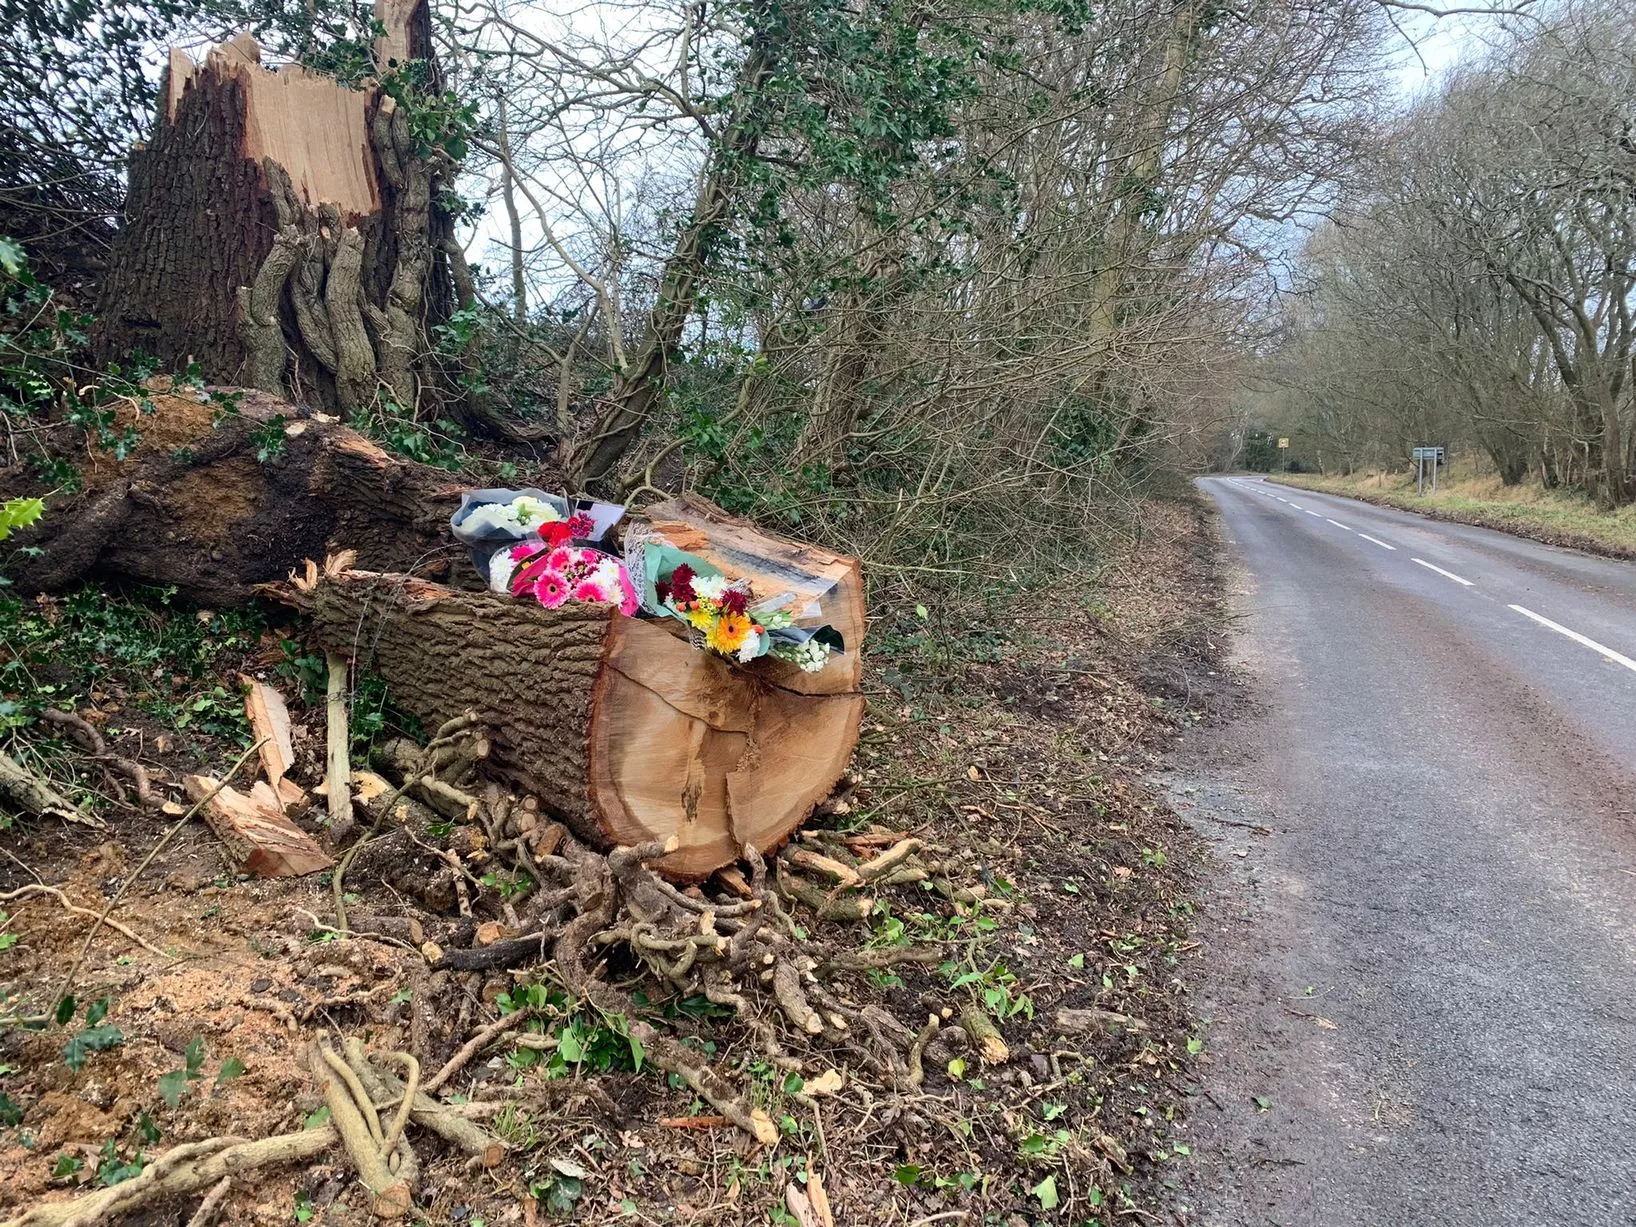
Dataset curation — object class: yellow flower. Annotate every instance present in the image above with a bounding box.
[706,612,752,656]
[686,606,714,631]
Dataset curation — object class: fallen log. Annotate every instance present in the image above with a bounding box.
[3,388,464,606]
[291,501,865,881]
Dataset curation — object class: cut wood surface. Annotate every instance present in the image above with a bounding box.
[300,523,865,880]
[243,678,307,810]
[183,775,332,877]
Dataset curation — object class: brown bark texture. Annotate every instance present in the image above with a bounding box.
[2,386,466,606]
[92,13,462,422]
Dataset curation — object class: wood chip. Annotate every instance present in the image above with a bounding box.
[784,1187,822,1227]
[241,679,306,810]
[806,1169,835,1227]
[183,774,331,877]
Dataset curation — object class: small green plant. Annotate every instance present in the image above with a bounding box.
[59,997,123,1072]
[50,1152,84,1182]
[529,1157,587,1216]
[94,1137,144,1187]
[292,1194,315,1223]
[481,869,534,903]
[158,1036,244,1108]
[250,414,289,463]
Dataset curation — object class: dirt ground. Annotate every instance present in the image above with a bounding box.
[0,493,1226,1227]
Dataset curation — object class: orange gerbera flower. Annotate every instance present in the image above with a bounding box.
[706,611,753,656]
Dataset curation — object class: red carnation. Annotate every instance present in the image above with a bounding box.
[719,587,748,616]
[564,512,595,539]
[669,564,695,604]
[541,521,572,548]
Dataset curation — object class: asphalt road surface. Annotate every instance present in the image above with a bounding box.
[1176,476,1636,1227]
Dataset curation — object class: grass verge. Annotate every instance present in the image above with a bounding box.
[1268,469,1636,559]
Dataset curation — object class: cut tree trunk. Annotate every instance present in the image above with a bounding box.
[294,505,865,881]
[3,385,469,606]
[92,7,469,426]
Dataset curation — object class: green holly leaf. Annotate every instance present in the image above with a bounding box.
[54,996,77,1027]
[0,497,45,542]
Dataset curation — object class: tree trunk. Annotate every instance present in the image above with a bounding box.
[295,505,865,881]
[92,12,462,425]
[4,386,466,606]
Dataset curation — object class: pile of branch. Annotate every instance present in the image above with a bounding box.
[335,713,976,1144]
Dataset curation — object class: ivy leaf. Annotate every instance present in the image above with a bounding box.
[157,1070,188,1110]
[61,1025,123,1072]
[183,1035,206,1079]
[1033,1175,1059,1210]
[216,1058,246,1086]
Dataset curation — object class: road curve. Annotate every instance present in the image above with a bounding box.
[1176,475,1636,1227]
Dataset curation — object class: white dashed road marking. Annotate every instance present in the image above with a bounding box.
[1411,558,1474,588]
[1357,534,1396,551]
[1327,519,1351,530]
[1508,605,1636,676]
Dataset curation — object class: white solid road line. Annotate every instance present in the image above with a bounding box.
[1357,533,1396,551]
[1509,605,1636,676]
[1411,558,1475,587]
[1326,519,1351,530]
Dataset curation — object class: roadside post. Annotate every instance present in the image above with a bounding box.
[1278,436,1289,473]
[1412,446,1445,495]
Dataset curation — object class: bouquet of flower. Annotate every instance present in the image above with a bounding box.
[658,563,767,663]
[654,561,837,672]
[501,543,639,616]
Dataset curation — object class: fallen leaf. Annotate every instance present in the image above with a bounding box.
[804,1069,845,1097]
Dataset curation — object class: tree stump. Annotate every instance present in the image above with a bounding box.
[301,507,865,881]
[92,7,464,421]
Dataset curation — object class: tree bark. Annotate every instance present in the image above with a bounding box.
[297,559,863,882]
[3,386,466,606]
[92,15,462,425]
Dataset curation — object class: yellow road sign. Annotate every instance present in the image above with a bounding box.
[1277,437,1290,449]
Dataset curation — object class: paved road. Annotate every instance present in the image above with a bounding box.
[1175,476,1636,1227]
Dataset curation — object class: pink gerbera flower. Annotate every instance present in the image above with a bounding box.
[535,571,569,609]
[546,546,573,572]
[572,580,609,605]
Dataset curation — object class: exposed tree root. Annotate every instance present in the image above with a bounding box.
[0,1129,339,1227]
[348,718,956,1146]
[0,751,96,827]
